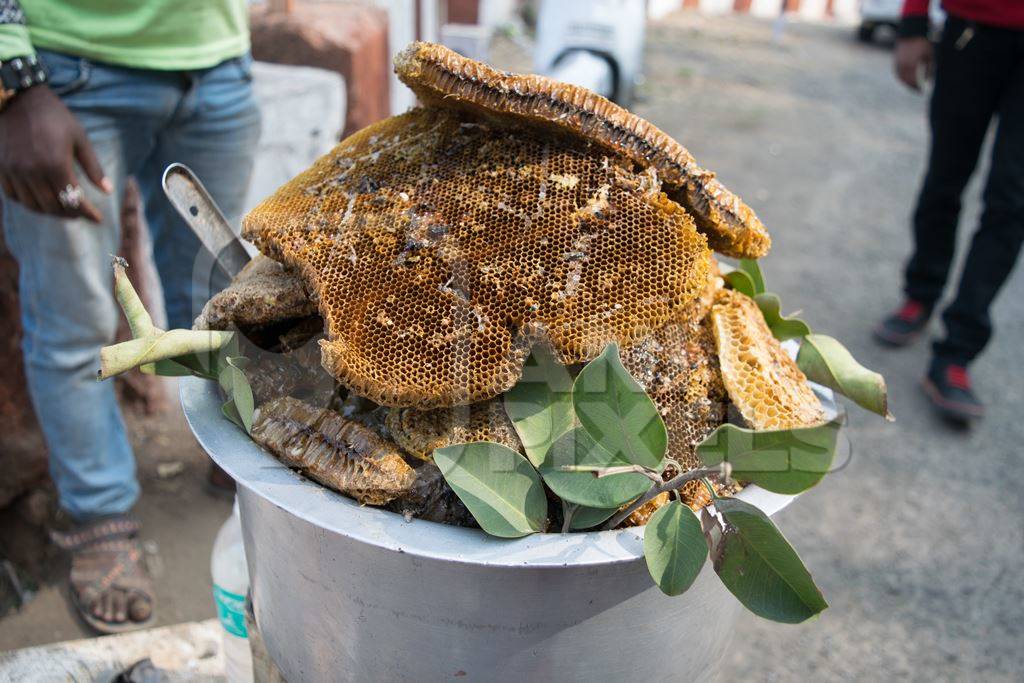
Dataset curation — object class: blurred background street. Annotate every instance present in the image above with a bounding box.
[1,6,1022,681]
[629,14,1024,681]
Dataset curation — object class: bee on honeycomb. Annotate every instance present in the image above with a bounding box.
[205,43,822,523]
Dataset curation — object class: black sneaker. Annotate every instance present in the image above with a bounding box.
[873,299,932,347]
[921,359,984,424]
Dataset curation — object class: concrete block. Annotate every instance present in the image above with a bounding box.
[244,61,346,212]
[0,618,225,680]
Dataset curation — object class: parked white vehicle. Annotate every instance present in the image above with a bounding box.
[859,0,944,43]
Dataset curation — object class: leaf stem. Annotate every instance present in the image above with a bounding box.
[98,329,235,379]
[112,256,157,339]
[558,463,663,483]
[602,466,724,531]
[700,477,718,502]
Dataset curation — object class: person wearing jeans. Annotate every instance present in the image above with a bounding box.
[875,0,1024,424]
[0,1,258,632]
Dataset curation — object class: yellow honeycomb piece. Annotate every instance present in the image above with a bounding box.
[710,290,824,430]
[251,396,416,506]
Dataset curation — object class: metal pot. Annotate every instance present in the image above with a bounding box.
[182,377,834,682]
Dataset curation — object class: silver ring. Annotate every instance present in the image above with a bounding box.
[58,184,84,210]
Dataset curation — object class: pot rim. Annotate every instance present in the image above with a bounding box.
[181,377,835,569]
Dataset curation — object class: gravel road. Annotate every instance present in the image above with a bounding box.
[635,14,1022,682]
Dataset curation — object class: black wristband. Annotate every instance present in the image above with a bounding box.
[0,54,48,94]
[898,15,930,39]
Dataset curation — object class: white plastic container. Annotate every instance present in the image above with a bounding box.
[211,498,253,683]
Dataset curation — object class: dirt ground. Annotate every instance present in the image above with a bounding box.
[0,394,231,650]
[2,11,1022,681]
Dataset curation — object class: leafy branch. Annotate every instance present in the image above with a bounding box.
[98,257,255,434]
[599,465,727,531]
[436,341,841,623]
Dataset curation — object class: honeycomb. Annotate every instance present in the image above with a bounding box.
[245,340,336,408]
[194,254,316,331]
[710,290,824,430]
[243,106,711,408]
[387,462,477,527]
[394,42,770,259]
[251,396,416,505]
[621,266,725,464]
[386,398,522,461]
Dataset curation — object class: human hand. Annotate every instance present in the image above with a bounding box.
[0,85,112,222]
[894,37,934,92]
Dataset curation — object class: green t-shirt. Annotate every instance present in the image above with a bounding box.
[0,1,249,71]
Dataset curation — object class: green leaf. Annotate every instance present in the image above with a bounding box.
[644,500,708,596]
[572,343,667,469]
[696,419,841,494]
[712,497,827,623]
[98,329,234,380]
[433,442,548,538]
[738,259,766,295]
[218,363,254,434]
[504,345,575,467]
[148,358,196,377]
[539,427,652,508]
[221,400,246,431]
[147,351,217,379]
[754,293,812,341]
[797,334,892,420]
[723,269,757,298]
[569,505,618,530]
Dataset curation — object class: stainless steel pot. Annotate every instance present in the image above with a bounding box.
[182,377,835,682]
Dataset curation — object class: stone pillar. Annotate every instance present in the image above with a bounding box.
[250,1,390,138]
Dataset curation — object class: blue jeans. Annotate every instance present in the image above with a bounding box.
[2,50,260,521]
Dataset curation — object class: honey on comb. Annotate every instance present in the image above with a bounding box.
[394,41,770,259]
[244,107,711,408]
[710,290,824,430]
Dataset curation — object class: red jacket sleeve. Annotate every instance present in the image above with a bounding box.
[899,0,930,38]
[901,0,930,18]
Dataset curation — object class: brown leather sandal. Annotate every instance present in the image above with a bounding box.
[51,516,156,635]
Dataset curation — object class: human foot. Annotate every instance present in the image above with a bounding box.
[51,516,155,634]
[922,359,985,425]
[873,299,932,347]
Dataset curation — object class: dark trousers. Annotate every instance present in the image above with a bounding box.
[904,15,1024,364]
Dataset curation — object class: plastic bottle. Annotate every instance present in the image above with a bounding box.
[211,498,253,682]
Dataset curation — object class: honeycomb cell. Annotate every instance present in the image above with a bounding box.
[394,41,771,259]
[620,272,726,473]
[710,290,824,430]
[244,107,711,408]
